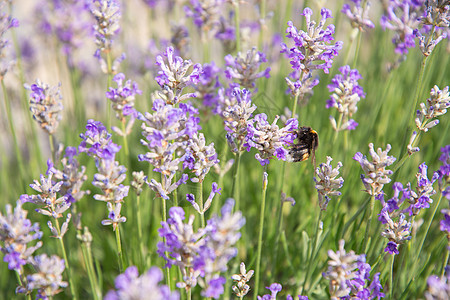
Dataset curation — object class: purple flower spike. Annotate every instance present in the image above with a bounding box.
[327,65,365,132]
[105,266,179,300]
[282,7,343,75]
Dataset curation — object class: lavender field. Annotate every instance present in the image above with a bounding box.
[0,0,449,299]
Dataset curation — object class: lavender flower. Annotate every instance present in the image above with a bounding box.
[353,143,396,195]
[184,132,219,183]
[222,88,257,151]
[0,201,43,271]
[34,0,91,62]
[0,2,19,78]
[131,171,146,196]
[380,1,422,54]
[314,156,344,210]
[424,272,450,299]
[257,283,282,300]
[224,47,271,89]
[91,0,121,54]
[21,173,71,220]
[17,254,68,299]
[105,266,180,300]
[403,162,439,216]
[415,85,450,132]
[79,119,121,160]
[440,209,450,238]
[379,209,412,255]
[186,182,221,214]
[195,62,222,109]
[79,120,128,230]
[158,199,244,297]
[47,145,89,204]
[323,240,385,299]
[155,46,202,105]
[231,262,254,298]
[158,206,206,289]
[438,145,450,199]
[196,199,244,297]
[281,7,343,75]
[285,70,319,102]
[171,23,190,58]
[327,65,366,132]
[415,1,450,56]
[184,0,225,36]
[342,0,375,31]
[25,80,63,135]
[244,114,298,166]
[106,73,142,124]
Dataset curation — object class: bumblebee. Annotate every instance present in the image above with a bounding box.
[287,126,319,165]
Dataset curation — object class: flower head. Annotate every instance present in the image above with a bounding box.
[155,46,202,105]
[0,201,43,270]
[323,240,385,298]
[314,156,344,210]
[106,73,142,123]
[244,114,298,166]
[17,254,68,299]
[327,65,365,132]
[224,47,271,89]
[380,211,412,255]
[380,1,422,54]
[105,266,179,300]
[91,0,121,53]
[415,85,450,132]
[231,262,254,298]
[353,143,396,195]
[25,80,63,135]
[281,7,343,74]
[342,0,375,31]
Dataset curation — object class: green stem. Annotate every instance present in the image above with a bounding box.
[234,0,240,53]
[78,229,101,300]
[407,56,428,134]
[414,193,443,266]
[333,113,344,143]
[258,0,266,49]
[49,134,55,164]
[352,29,362,68]
[121,121,130,157]
[106,51,113,129]
[291,90,300,118]
[231,151,241,211]
[442,244,449,278]
[344,28,358,66]
[136,193,145,268]
[199,180,205,228]
[54,219,78,300]
[361,193,376,253]
[1,80,26,184]
[253,168,268,300]
[115,224,124,273]
[8,5,44,171]
[301,210,322,294]
[389,254,395,300]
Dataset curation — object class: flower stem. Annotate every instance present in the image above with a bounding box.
[49,134,56,164]
[106,51,113,129]
[199,180,205,228]
[253,168,268,300]
[136,193,145,267]
[231,151,241,211]
[234,0,240,53]
[361,193,376,253]
[1,79,26,186]
[301,210,322,294]
[414,193,443,268]
[55,218,78,300]
[114,224,124,273]
[78,229,101,300]
[389,254,395,299]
